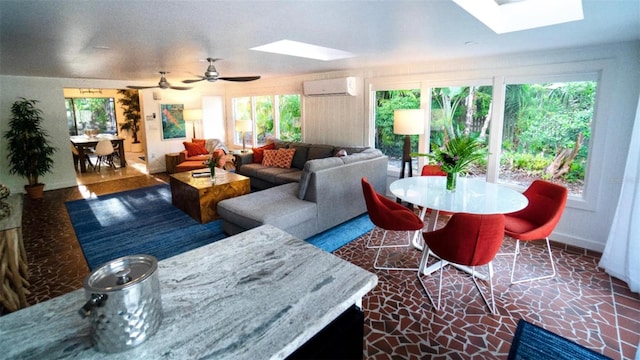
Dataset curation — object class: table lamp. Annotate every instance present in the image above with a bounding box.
[393,109,425,178]
[235,119,252,152]
[183,109,202,140]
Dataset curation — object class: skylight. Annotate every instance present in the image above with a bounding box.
[452,0,584,34]
[250,40,356,61]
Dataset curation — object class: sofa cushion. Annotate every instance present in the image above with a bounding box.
[236,163,263,178]
[255,167,300,184]
[276,148,296,168]
[252,143,275,163]
[262,150,278,166]
[340,146,370,155]
[308,144,335,160]
[218,183,317,231]
[175,160,208,173]
[298,157,344,200]
[341,149,383,164]
[183,141,209,157]
[289,143,311,169]
[275,169,303,184]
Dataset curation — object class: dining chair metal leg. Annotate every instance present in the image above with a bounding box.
[471,263,497,314]
[371,230,420,271]
[510,238,557,284]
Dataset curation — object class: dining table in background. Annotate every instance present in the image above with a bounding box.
[70,134,126,173]
[390,176,529,278]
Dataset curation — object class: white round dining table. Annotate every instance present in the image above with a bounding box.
[390,176,528,278]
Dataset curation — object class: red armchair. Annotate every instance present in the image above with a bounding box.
[503,180,568,284]
[361,177,424,271]
[174,139,227,173]
[418,213,505,314]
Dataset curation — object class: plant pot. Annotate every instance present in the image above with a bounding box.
[25,183,45,199]
[131,142,143,153]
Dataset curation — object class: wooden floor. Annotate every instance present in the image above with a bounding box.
[7,166,640,359]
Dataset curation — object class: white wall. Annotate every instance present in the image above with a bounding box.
[1,41,638,253]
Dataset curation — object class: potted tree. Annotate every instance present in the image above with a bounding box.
[4,98,57,199]
[117,89,143,152]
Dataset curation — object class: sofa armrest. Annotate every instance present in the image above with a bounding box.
[234,152,254,171]
[179,150,188,163]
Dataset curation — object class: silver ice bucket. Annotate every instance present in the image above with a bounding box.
[79,254,163,353]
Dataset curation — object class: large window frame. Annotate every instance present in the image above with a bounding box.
[367,60,607,211]
[231,94,302,148]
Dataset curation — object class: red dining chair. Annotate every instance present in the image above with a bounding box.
[362,177,424,271]
[421,164,447,177]
[503,180,568,284]
[418,213,505,314]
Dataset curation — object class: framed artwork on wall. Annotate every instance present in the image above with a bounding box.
[160,104,186,140]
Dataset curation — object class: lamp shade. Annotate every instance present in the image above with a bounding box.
[393,109,425,135]
[235,119,252,132]
[183,109,202,121]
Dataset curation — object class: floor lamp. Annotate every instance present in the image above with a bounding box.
[393,109,425,179]
[183,109,202,140]
[235,119,252,152]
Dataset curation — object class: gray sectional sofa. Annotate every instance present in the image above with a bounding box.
[217,141,387,240]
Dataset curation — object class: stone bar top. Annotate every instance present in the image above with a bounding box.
[0,225,378,359]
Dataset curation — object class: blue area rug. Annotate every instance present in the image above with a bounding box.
[508,319,612,360]
[67,184,372,270]
[66,184,226,270]
[306,214,373,253]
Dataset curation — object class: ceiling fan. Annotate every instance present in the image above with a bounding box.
[127,72,192,90]
[183,58,261,84]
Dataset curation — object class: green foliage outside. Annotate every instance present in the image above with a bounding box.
[253,95,301,144]
[66,97,117,135]
[279,95,302,142]
[501,81,595,182]
[375,90,421,158]
[376,81,595,185]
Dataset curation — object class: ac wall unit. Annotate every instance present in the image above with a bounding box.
[303,77,357,96]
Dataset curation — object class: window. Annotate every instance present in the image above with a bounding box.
[499,80,596,196]
[429,85,493,178]
[374,89,421,175]
[232,94,301,147]
[369,71,597,199]
[66,97,117,136]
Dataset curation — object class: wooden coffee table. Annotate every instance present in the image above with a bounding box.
[169,169,250,224]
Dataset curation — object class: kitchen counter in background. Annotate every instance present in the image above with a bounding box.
[0,225,378,359]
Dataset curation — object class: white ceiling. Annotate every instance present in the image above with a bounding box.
[0,0,638,85]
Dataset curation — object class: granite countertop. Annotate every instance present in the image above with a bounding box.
[0,225,378,359]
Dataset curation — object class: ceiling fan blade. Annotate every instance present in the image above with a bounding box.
[182,77,207,84]
[127,85,159,89]
[169,86,193,90]
[218,76,261,82]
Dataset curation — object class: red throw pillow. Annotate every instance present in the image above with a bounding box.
[262,148,296,168]
[192,139,206,147]
[252,143,276,163]
[183,142,209,157]
[275,148,296,168]
[262,150,279,167]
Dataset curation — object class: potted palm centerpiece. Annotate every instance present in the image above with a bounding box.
[427,134,484,191]
[4,98,57,199]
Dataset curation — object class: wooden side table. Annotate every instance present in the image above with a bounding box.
[0,194,29,313]
[165,152,181,174]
